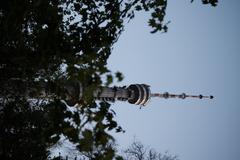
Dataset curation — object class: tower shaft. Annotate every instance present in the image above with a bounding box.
[93,87,130,102]
[64,83,151,106]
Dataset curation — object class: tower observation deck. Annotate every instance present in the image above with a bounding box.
[64,83,213,106]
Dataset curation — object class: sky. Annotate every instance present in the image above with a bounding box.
[107,1,240,160]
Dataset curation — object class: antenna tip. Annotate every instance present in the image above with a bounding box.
[210,95,214,99]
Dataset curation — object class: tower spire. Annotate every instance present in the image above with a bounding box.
[151,92,214,100]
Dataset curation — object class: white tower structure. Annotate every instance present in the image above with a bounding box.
[64,83,213,106]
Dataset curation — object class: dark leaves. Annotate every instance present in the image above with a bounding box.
[115,71,124,82]
[191,0,218,6]
[78,129,94,152]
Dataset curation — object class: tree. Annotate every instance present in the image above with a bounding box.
[0,0,218,159]
[123,140,178,160]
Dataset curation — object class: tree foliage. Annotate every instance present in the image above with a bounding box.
[0,0,217,159]
[123,140,178,160]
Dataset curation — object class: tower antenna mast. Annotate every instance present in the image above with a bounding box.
[151,92,214,100]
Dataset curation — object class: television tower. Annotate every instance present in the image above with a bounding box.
[64,82,213,106]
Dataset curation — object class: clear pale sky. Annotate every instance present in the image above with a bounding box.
[108,1,240,160]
